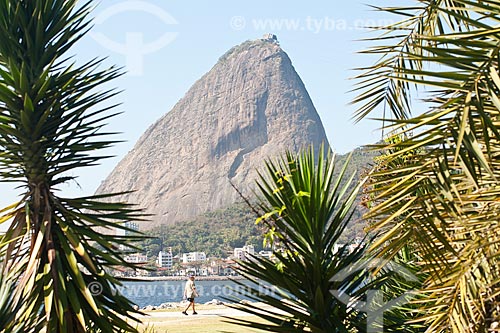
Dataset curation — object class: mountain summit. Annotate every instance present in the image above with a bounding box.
[96,36,330,228]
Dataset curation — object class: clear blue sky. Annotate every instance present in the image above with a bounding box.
[1,0,398,216]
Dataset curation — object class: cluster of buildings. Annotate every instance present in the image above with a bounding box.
[233,245,272,261]
[155,249,206,269]
[120,244,273,277]
[120,239,364,277]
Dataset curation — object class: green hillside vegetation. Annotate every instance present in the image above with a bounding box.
[140,148,378,259]
[141,203,265,258]
[334,147,379,242]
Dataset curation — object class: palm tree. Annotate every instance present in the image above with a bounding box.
[361,135,428,333]
[0,1,145,332]
[354,1,500,332]
[225,147,371,333]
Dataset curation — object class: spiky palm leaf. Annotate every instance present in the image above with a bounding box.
[0,1,145,332]
[224,147,372,333]
[355,1,500,332]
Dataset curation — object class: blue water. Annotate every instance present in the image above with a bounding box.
[120,280,264,308]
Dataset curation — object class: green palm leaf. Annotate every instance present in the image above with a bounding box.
[224,146,371,333]
[0,1,147,332]
[354,1,500,332]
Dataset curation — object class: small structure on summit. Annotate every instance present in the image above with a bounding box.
[262,33,278,44]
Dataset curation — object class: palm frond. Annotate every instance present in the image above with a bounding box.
[224,146,371,333]
[355,2,500,331]
[0,1,147,332]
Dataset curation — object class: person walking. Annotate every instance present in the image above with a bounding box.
[182,274,198,315]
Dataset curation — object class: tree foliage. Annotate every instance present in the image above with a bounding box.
[0,1,145,332]
[143,203,264,258]
[355,1,500,331]
[225,147,370,333]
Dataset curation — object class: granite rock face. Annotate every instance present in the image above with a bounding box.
[96,37,330,228]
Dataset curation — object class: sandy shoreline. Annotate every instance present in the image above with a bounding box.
[140,302,266,317]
